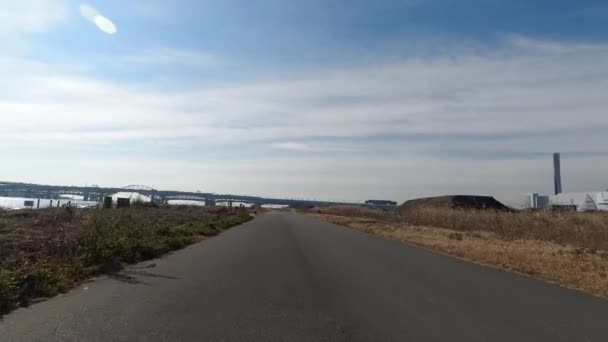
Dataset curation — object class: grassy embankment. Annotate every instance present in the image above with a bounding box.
[307,205,608,298]
[0,205,251,315]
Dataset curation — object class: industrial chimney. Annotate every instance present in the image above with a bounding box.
[553,153,562,195]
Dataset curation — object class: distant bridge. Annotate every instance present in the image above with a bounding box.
[122,185,157,192]
[0,181,353,207]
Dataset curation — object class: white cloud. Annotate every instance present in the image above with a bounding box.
[3,36,608,146]
[507,34,608,54]
[2,35,608,201]
[0,0,67,33]
[270,142,356,152]
[122,47,219,67]
[270,142,316,152]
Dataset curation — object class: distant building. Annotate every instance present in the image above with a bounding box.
[549,192,608,211]
[527,192,608,211]
[525,153,608,211]
[365,200,398,207]
[527,193,550,209]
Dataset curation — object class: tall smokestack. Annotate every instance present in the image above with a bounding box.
[553,153,562,195]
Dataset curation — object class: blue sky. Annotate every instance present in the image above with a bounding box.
[2,0,608,204]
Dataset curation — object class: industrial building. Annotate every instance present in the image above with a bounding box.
[527,153,608,211]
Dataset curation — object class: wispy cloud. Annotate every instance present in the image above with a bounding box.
[0,0,67,33]
[122,47,219,67]
[3,35,608,148]
[2,32,608,201]
[507,34,608,54]
[270,142,357,152]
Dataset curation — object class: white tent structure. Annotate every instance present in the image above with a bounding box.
[548,192,608,211]
[111,192,151,203]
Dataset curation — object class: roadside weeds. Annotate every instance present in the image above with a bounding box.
[0,207,252,316]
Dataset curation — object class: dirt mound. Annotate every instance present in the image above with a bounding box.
[401,195,510,212]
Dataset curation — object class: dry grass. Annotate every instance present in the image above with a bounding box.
[307,206,608,299]
[399,207,608,251]
[308,205,390,220]
[0,206,233,269]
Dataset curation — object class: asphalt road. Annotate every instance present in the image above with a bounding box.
[1,212,608,341]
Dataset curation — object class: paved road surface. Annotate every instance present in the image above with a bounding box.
[1,212,608,341]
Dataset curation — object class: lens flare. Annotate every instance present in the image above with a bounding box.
[79,4,117,35]
[94,15,117,34]
[79,4,98,21]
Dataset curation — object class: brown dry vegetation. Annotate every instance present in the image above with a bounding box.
[307,205,608,298]
[400,207,608,251]
[1,206,229,267]
[0,206,251,315]
[310,205,389,220]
